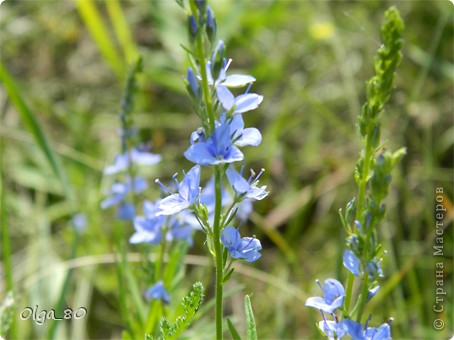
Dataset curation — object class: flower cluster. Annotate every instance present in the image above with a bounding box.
[305,279,391,340]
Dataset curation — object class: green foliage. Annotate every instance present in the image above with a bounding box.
[0,292,14,337]
[227,318,242,340]
[244,295,257,340]
[152,282,204,340]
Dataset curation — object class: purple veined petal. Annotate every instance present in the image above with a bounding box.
[245,186,268,200]
[184,143,216,166]
[222,74,256,87]
[318,320,347,340]
[365,323,391,340]
[178,165,201,203]
[240,237,262,252]
[117,202,135,220]
[221,226,241,250]
[226,167,250,193]
[131,149,161,166]
[234,93,263,113]
[100,193,123,209]
[342,320,367,340]
[305,297,336,314]
[343,249,361,276]
[157,194,190,216]
[323,279,346,304]
[223,145,244,163]
[216,84,235,111]
[209,123,232,157]
[228,113,245,133]
[235,127,262,147]
[245,250,261,262]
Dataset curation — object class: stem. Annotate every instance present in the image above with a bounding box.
[343,272,355,315]
[213,166,224,339]
[354,135,374,322]
[196,32,215,133]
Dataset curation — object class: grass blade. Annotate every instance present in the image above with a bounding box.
[106,0,139,64]
[227,318,242,340]
[74,0,124,78]
[0,63,73,202]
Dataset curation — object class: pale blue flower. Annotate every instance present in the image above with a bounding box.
[129,201,165,245]
[305,279,345,314]
[216,84,263,114]
[72,213,87,233]
[104,148,161,175]
[343,249,384,279]
[221,226,262,262]
[100,177,147,219]
[342,319,392,340]
[222,113,262,147]
[144,281,171,304]
[318,317,347,340]
[157,165,201,216]
[184,124,243,166]
[226,166,268,201]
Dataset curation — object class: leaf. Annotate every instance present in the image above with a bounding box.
[158,282,204,340]
[244,295,257,340]
[0,63,73,202]
[227,318,241,340]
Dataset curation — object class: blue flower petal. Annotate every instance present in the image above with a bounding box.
[343,249,361,276]
[342,320,367,340]
[216,84,235,110]
[221,226,241,250]
[365,323,391,340]
[184,143,216,166]
[100,193,123,209]
[222,74,256,87]
[178,165,200,203]
[323,279,345,304]
[234,93,263,113]
[235,127,262,147]
[157,195,190,216]
[144,281,171,304]
[226,167,250,193]
[131,149,161,166]
[318,320,347,340]
[117,202,135,220]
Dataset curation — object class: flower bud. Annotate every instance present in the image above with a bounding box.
[188,15,198,43]
[194,0,207,13]
[366,261,380,280]
[210,40,225,80]
[186,67,200,99]
[206,6,217,44]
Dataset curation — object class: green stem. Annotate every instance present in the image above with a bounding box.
[344,135,373,316]
[354,136,374,322]
[213,166,224,339]
[196,32,215,133]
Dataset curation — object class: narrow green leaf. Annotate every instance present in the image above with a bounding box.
[244,295,257,340]
[0,63,73,202]
[227,318,241,340]
[74,0,124,78]
[106,0,139,63]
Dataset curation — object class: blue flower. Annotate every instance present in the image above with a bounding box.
[200,177,232,215]
[117,201,136,220]
[226,166,268,201]
[305,279,345,314]
[157,165,201,216]
[184,124,243,166]
[166,216,194,245]
[104,148,161,175]
[342,319,392,340]
[186,67,200,99]
[221,226,262,262]
[318,317,347,340]
[368,286,380,302]
[144,281,171,304]
[100,176,147,219]
[343,249,384,279]
[222,113,262,147]
[129,201,165,245]
[216,85,263,114]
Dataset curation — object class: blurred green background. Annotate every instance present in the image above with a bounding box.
[1,0,453,339]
